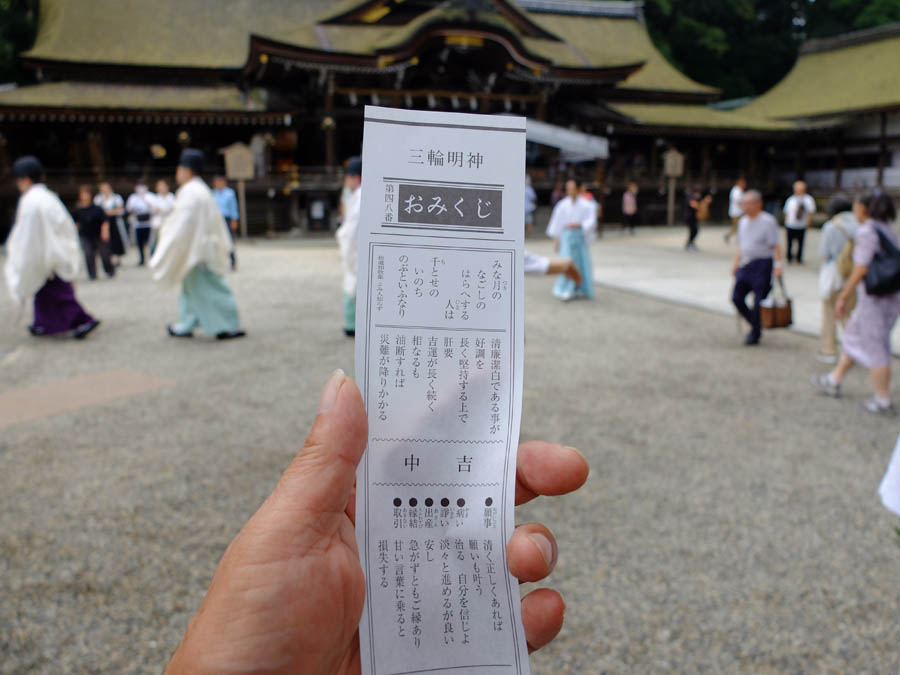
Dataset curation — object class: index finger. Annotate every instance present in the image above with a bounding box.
[515,441,589,506]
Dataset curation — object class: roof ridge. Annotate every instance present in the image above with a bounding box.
[800,21,900,55]
[514,0,643,18]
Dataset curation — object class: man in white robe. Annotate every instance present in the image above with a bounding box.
[546,178,596,300]
[4,156,100,338]
[150,149,245,340]
[335,156,362,337]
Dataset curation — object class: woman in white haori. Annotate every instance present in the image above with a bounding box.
[545,178,596,300]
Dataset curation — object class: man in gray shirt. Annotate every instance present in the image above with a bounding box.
[731,190,783,345]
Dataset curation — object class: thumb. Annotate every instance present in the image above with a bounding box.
[274,369,368,515]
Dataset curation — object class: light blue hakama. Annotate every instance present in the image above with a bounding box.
[343,294,356,332]
[173,265,242,335]
[553,228,594,299]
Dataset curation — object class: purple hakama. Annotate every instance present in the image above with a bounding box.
[31,276,94,335]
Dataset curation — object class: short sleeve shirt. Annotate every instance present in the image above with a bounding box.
[728,185,744,219]
[74,204,108,239]
[738,211,779,265]
[854,221,900,267]
[783,194,816,229]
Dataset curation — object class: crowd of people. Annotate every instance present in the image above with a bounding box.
[4,151,246,342]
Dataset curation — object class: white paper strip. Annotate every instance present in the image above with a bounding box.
[355,106,529,675]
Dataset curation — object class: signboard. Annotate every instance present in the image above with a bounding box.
[221,142,255,181]
[663,148,684,178]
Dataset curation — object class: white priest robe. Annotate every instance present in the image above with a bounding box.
[545,196,596,242]
[150,177,233,288]
[4,184,83,304]
[335,185,362,297]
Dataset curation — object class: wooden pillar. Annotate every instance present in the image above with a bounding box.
[537,89,548,122]
[701,139,711,185]
[747,143,757,184]
[324,73,336,170]
[649,138,659,180]
[795,139,806,180]
[738,141,747,181]
[877,111,888,187]
[835,132,844,189]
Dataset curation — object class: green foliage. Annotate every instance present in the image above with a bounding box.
[642,0,900,98]
[0,0,36,85]
[854,0,900,29]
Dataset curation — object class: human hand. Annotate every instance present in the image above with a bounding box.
[773,265,783,279]
[836,295,846,320]
[732,263,739,277]
[165,370,589,675]
[563,260,582,285]
[553,238,560,253]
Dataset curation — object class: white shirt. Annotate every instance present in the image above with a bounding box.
[783,194,816,230]
[94,192,124,218]
[150,192,176,230]
[546,195,596,241]
[126,189,152,217]
[728,185,744,219]
[149,177,233,287]
[335,185,361,296]
[4,184,83,304]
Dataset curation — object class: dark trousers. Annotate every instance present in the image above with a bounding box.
[786,227,806,263]
[226,224,236,269]
[623,213,637,232]
[732,258,773,339]
[32,277,94,335]
[686,219,699,246]
[135,226,151,265]
[81,236,114,279]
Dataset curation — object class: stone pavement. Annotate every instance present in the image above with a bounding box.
[1,240,899,673]
[528,222,900,355]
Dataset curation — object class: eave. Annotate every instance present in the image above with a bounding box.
[245,23,643,84]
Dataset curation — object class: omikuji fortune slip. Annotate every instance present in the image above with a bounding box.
[354,106,529,675]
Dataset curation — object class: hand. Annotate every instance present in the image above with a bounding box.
[166,370,589,675]
[101,223,110,244]
[566,223,580,230]
[732,263,739,278]
[553,238,560,254]
[773,265,783,279]
[231,220,239,233]
[836,295,846,320]
[563,260,582,285]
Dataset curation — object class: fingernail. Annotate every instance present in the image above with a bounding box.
[529,533,554,568]
[318,369,346,414]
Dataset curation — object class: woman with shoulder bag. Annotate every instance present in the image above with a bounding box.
[816,194,858,363]
[812,192,900,414]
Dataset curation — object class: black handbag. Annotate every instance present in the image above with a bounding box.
[864,228,900,296]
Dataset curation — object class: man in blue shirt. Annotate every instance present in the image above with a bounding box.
[213,175,239,270]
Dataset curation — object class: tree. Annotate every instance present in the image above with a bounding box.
[0,0,37,85]
[642,0,900,98]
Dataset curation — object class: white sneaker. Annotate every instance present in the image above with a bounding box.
[861,396,896,415]
[815,353,839,364]
[811,374,840,397]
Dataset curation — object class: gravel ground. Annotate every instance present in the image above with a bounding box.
[1,241,898,674]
